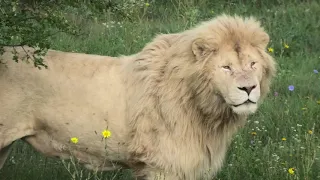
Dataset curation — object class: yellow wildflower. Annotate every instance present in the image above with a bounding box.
[145,2,150,7]
[308,130,313,135]
[282,137,287,141]
[302,107,307,110]
[284,43,289,49]
[102,129,111,138]
[70,137,79,144]
[288,168,295,175]
[251,132,257,136]
[268,47,274,53]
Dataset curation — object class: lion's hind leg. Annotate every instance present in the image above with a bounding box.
[0,143,13,169]
[0,121,36,169]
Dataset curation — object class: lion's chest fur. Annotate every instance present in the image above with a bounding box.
[127,96,244,179]
[156,128,232,179]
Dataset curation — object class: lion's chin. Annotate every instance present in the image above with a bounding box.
[231,103,258,115]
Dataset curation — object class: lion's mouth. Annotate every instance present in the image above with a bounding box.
[232,99,256,107]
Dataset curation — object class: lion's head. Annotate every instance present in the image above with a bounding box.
[147,15,276,116]
[137,15,276,116]
[189,15,276,115]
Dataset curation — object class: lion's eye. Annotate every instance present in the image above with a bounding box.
[251,62,256,67]
[222,66,231,70]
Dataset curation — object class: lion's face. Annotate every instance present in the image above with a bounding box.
[211,45,265,115]
[190,24,275,115]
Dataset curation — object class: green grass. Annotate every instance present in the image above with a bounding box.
[1,0,320,179]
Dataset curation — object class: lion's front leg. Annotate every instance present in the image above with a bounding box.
[141,169,181,180]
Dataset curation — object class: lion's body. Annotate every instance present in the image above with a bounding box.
[0,15,276,180]
[0,48,131,168]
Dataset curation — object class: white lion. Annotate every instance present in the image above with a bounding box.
[0,14,276,180]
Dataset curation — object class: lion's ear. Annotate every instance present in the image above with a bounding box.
[252,32,270,49]
[192,38,218,61]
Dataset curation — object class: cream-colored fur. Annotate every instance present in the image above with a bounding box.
[0,14,276,180]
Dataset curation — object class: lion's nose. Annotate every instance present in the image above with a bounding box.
[238,85,256,95]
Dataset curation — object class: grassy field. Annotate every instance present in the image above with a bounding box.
[1,0,320,180]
